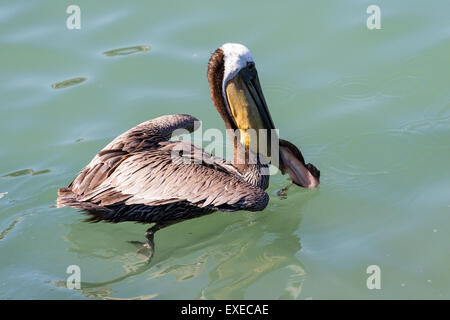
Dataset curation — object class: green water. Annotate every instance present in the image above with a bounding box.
[1,0,449,299]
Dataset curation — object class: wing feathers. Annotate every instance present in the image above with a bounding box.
[82,148,267,212]
[61,114,268,214]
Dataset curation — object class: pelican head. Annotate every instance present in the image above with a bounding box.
[207,43,320,188]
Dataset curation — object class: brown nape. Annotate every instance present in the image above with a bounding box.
[207,48,236,132]
[207,48,246,171]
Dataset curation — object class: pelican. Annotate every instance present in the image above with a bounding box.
[57,43,320,254]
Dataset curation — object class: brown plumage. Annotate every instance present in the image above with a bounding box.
[57,114,269,224]
[58,47,272,224]
[57,44,320,256]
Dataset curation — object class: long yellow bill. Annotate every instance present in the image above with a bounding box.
[224,63,320,188]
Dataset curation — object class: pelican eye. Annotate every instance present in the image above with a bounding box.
[247,61,255,70]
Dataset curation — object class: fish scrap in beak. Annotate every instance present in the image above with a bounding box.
[279,139,320,189]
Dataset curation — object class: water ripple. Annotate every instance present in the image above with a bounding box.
[331,72,424,101]
[51,77,87,89]
[102,45,150,57]
[1,169,51,178]
[0,217,22,241]
[331,76,376,101]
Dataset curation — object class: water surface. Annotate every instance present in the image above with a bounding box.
[1,0,449,299]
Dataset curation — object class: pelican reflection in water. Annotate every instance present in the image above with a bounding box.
[57,43,320,259]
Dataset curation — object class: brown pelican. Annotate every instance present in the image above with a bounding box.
[57,43,320,255]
